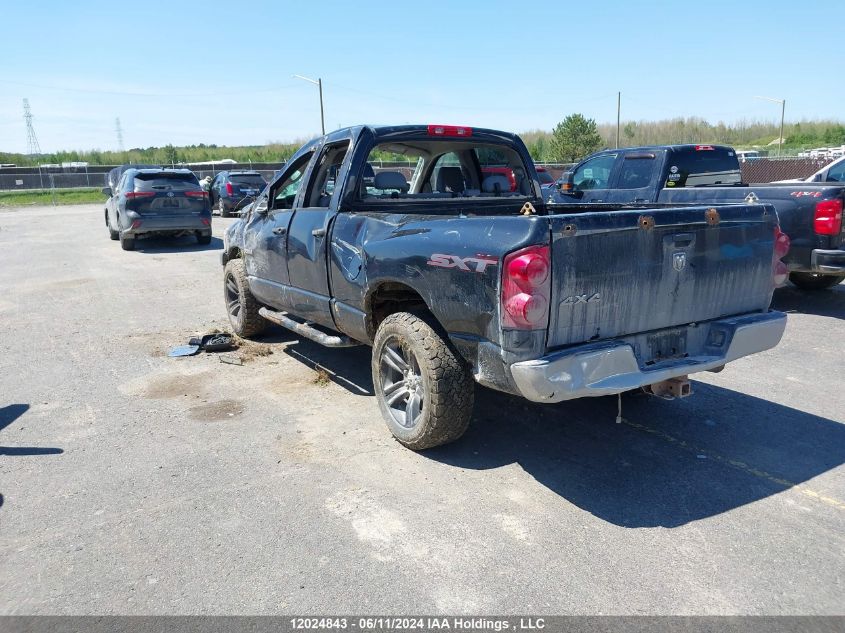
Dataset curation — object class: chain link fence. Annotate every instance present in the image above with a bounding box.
[0,158,831,192]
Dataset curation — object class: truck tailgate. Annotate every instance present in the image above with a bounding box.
[545,204,777,350]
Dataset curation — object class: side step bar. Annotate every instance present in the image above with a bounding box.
[258,307,361,348]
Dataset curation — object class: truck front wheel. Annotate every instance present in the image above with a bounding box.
[223,259,267,337]
[372,312,474,450]
[789,272,845,290]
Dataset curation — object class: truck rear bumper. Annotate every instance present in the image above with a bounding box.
[811,248,845,273]
[509,311,786,403]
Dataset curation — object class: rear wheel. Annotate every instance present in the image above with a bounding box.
[219,199,230,218]
[119,229,135,251]
[197,232,211,245]
[372,311,474,450]
[789,272,845,290]
[223,258,266,337]
[106,210,118,240]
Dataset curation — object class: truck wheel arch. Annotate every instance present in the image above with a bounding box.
[365,281,431,340]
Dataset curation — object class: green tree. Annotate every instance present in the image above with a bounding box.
[551,113,604,162]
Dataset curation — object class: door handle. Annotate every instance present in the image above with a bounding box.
[312,228,327,237]
[273,226,287,235]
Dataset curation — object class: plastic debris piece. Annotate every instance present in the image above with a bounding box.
[168,344,200,357]
[201,333,234,352]
[218,354,243,366]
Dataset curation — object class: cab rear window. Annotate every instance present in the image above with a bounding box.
[665,148,742,187]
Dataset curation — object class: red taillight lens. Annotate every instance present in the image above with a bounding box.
[814,199,843,235]
[201,218,210,226]
[185,190,208,198]
[508,253,550,286]
[772,227,791,288]
[774,227,790,259]
[427,124,472,137]
[225,182,234,195]
[125,191,155,200]
[502,244,550,329]
[131,220,142,229]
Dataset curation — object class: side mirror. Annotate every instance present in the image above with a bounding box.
[558,172,582,197]
[101,186,112,196]
[254,196,269,215]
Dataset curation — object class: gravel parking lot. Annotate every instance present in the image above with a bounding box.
[1,203,843,615]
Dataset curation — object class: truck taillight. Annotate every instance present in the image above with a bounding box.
[427,124,472,137]
[772,227,790,288]
[814,199,843,235]
[502,245,550,329]
[226,182,234,195]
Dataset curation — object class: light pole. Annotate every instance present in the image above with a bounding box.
[293,74,325,136]
[755,95,786,157]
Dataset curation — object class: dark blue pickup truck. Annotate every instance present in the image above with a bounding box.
[222,125,788,450]
[552,144,845,290]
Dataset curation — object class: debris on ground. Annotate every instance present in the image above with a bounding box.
[233,335,273,363]
[219,354,243,366]
[313,368,330,386]
[168,344,200,357]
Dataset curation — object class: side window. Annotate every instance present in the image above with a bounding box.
[826,161,845,182]
[118,173,131,192]
[572,154,617,190]
[269,153,314,210]
[616,157,655,189]
[304,141,351,208]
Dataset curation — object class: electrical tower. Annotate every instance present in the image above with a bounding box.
[115,117,125,152]
[23,98,42,156]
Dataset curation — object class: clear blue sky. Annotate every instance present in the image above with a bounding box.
[1,0,842,153]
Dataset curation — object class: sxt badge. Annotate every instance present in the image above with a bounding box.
[427,253,498,273]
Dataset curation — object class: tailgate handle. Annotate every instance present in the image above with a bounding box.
[666,233,695,248]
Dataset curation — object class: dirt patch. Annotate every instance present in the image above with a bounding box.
[187,399,245,421]
[313,368,331,387]
[234,335,273,363]
[141,372,211,399]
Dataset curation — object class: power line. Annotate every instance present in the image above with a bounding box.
[23,98,41,156]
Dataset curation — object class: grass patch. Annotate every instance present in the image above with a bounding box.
[0,188,105,207]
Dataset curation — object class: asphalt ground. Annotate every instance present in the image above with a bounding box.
[0,204,843,614]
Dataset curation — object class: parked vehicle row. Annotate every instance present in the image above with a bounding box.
[220,124,789,450]
[549,144,845,289]
[102,168,212,251]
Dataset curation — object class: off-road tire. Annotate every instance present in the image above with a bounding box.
[223,258,266,337]
[789,272,845,290]
[106,211,118,240]
[197,232,212,245]
[372,311,474,450]
[119,230,135,251]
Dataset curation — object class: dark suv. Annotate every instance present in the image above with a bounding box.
[209,171,267,217]
[103,168,212,251]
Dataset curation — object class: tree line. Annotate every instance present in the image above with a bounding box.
[2,117,844,167]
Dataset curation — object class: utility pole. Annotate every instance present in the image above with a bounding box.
[755,96,786,157]
[293,74,326,135]
[616,92,621,149]
[115,117,125,152]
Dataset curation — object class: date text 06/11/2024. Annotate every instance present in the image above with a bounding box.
[289,617,547,631]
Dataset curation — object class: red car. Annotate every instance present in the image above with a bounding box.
[481,166,554,191]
